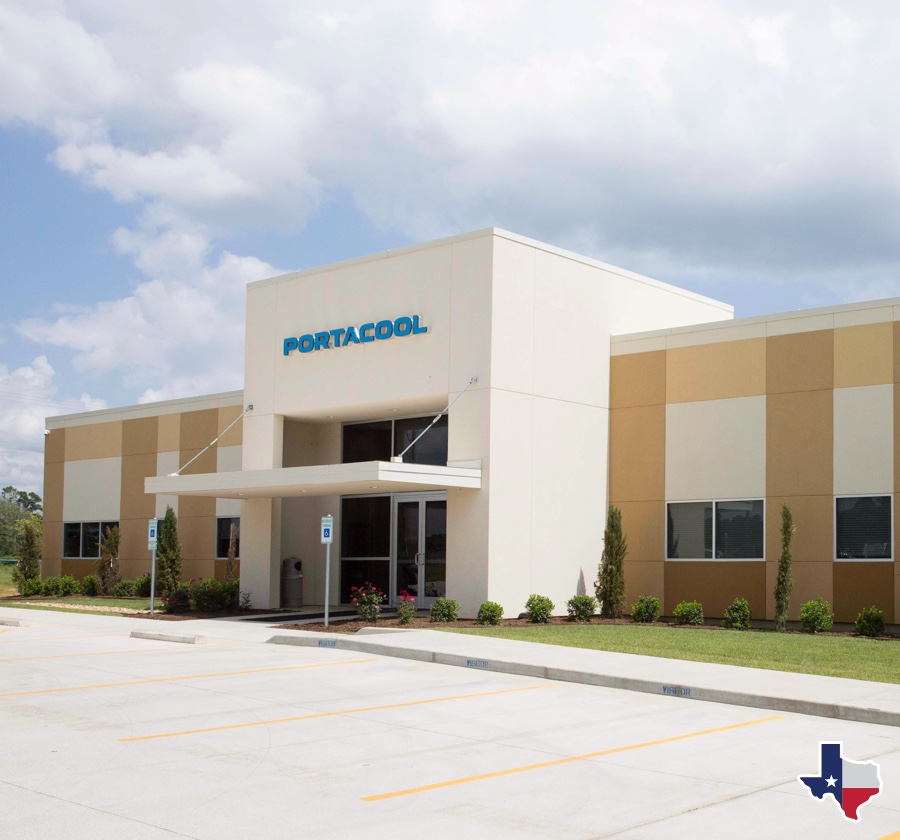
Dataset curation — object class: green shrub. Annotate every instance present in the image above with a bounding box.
[132,575,152,598]
[476,601,504,626]
[162,583,192,614]
[41,576,62,596]
[12,520,41,594]
[722,597,752,630]
[23,577,43,596]
[79,574,100,596]
[430,597,460,623]
[854,605,885,638]
[596,506,627,618]
[673,600,704,626]
[350,581,384,622]
[58,575,79,596]
[190,578,239,612]
[799,597,833,633]
[525,593,555,623]
[630,595,661,623]
[114,580,134,597]
[566,594,598,622]
[395,591,417,625]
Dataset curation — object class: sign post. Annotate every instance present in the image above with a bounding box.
[321,515,333,627]
[147,518,158,614]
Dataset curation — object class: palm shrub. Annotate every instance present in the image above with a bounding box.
[525,594,554,623]
[12,520,41,594]
[476,601,504,625]
[97,524,121,595]
[722,597,752,630]
[630,595,661,623]
[156,506,182,598]
[566,594,598,622]
[596,506,627,618]
[774,503,795,632]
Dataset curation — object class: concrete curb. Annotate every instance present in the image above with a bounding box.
[0,618,25,627]
[267,633,900,728]
[131,631,205,645]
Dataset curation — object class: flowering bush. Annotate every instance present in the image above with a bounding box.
[395,590,417,625]
[162,583,192,613]
[351,582,385,622]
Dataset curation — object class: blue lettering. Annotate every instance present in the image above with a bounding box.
[360,323,375,343]
[343,326,360,346]
[394,316,412,336]
[330,328,345,347]
[283,337,299,356]
[299,334,315,353]
[314,332,330,350]
[412,315,428,334]
[317,639,337,648]
[375,320,393,340]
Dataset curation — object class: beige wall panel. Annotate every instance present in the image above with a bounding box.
[214,559,241,582]
[834,323,893,388]
[664,561,766,619]
[155,452,179,518]
[624,562,664,608]
[61,559,94,579]
[896,386,900,493]
[218,406,244,447]
[765,496,833,565]
[833,562,894,624]
[614,500,665,564]
[666,397,765,501]
[122,417,158,456]
[180,409,218,453]
[833,385,893,495]
[215,445,243,513]
[766,330,833,394]
[666,339,766,404]
[65,421,122,461]
[216,499,242,517]
[118,519,153,579]
[157,414,180,452]
[611,335,668,355]
[665,322,766,349]
[766,390,833,498]
[63,457,121,522]
[42,520,62,577]
[45,427,65,464]
[280,493,339,607]
[178,440,217,517]
[283,420,319,468]
[43,461,64,524]
[120,453,157,520]
[833,305,894,328]
[609,405,665,503]
[610,351,666,409]
[490,236,534,395]
[240,497,282,608]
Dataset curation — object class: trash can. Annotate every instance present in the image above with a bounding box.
[281,558,303,608]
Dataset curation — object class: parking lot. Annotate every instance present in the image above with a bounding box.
[0,612,897,839]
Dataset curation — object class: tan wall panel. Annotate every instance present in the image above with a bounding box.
[766,390,833,497]
[614,500,664,563]
[609,405,665,502]
[118,519,153,580]
[834,323,893,388]
[786,561,833,620]
[65,421,123,461]
[179,496,216,520]
[833,562,894,624]
[122,417,158,456]
[45,427,65,464]
[61,559,94,579]
[765,496,833,565]
[158,414,180,452]
[180,409,218,453]
[43,461,64,524]
[767,330,833,394]
[179,515,216,565]
[624,562,664,608]
[664,561,766,619]
[610,351,666,409]
[895,385,900,494]
[214,559,241,582]
[42,521,62,578]
[667,338,766,403]
[179,446,217,477]
[218,406,244,447]
[120,454,158,520]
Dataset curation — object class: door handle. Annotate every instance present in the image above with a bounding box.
[415,552,425,566]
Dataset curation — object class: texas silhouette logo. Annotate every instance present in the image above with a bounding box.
[798,742,882,821]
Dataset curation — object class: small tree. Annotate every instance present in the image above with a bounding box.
[774,503,795,632]
[97,525,121,595]
[12,520,41,594]
[596,505,627,618]
[156,506,182,598]
[225,522,237,584]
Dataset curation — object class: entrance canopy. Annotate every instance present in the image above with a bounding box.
[144,460,481,499]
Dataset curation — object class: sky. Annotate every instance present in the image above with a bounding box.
[3,1,900,496]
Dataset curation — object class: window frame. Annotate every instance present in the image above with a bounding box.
[665,499,765,562]
[834,494,893,562]
[341,413,449,466]
[62,521,120,559]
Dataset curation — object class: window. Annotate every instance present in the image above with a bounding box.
[216,517,240,559]
[342,415,448,466]
[62,521,119,558]
[836,496,891,559]
[667,501,763,560]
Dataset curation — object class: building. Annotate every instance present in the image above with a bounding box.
[43,229,899,625]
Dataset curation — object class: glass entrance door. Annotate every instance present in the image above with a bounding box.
[393,492,447,609]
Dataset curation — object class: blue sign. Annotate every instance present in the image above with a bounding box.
[283,315,427,356]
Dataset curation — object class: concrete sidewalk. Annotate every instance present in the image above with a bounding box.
[2,605,898,727]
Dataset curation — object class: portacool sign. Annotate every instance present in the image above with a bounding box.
[283,315,428,356]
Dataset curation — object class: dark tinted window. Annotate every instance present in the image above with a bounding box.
[82,522,101,558]
[836,496,891,559]
[715,500,764,559]
[394,415,448,465]
[63,523,82,558]
[343,421,392,463]
[341,496,391,558]
[216,517,240,559]
[667,502,712,559]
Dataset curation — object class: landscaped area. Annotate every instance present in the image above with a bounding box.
[0,562,16,598]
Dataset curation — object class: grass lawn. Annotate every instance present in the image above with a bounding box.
[0,563,16,597]
[3,595,152,612]
[440,623,900,685]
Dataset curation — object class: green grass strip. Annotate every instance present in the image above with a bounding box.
[439,624,899,685]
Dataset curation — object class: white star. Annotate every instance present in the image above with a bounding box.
[826,776,837,787]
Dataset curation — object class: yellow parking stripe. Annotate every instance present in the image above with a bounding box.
[122,683,553,742]
[877,832,900,839]
[0,658,377,698]
[362,714,783,801]
[0,644,234,663]
[0,634,129,644]
[0,628,10,635]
